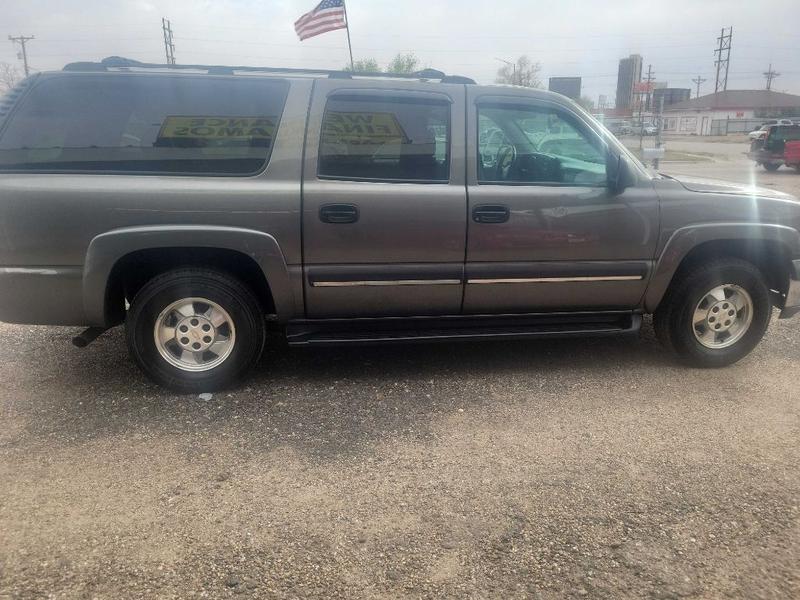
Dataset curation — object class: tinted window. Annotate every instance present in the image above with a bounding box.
[0,76,33,130]
[765,126,800,152]
[477,104,606,185]
[318,95,449,182]
[0,74,288,174]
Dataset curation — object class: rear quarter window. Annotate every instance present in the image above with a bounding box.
[318,95,450,182]
[0,74,289,175]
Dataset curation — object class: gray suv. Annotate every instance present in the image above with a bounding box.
[1,58,800,391]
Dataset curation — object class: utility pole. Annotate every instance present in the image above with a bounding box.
[763,63,780,90]
[162,18,176,65]
[494,57,516,85]
[713,26,732,93]
[654,95,665,171]
[8,35,35,76]
[691,75,707,98]
[639,64,654,150]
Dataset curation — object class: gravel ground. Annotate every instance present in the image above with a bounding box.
[2,144,800,599]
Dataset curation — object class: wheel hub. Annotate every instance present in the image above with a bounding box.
[703,299,739,333]
[174,315,217,353]
[154,298,236,372]
[692,284,753,349]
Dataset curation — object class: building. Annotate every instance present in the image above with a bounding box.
[615,54,642,111]
[652,87,691,110]
[663,89,800,135]
[548,77,581,100]
[633,81,666,112]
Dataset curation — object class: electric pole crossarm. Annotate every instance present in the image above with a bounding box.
[763,64,780,90]
[8,35,35,76]
[692,75,707,99]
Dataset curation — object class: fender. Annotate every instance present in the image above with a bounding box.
[644,222,800,313]
[83,225,297,326]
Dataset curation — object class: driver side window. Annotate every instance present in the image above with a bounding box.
[477,103,606,186]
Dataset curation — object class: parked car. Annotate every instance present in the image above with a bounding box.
[748,124,800,171]
[749,119,795,140]
[606,120,633,137]
[640,124,658,136]
[2,57,800,391]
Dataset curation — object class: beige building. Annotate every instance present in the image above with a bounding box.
[662,90,800,135]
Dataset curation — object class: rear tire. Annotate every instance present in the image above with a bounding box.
[764,162,781,171]
[126,268,265,392]
[654,258,771,368]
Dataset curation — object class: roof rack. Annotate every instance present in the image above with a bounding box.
[62,56,476,84]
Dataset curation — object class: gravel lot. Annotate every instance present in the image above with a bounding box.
[2,142,800,599]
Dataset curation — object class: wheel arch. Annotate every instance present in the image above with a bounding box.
[644,223,800,313]
[83,225,298,327]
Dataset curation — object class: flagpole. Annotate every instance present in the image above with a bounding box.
[342,0,354,71]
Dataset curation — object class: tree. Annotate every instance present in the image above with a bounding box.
[343,54,420,75]
[345,58,380,72]
[577,96,596,111]
[386,53,419,75]
[0,62,21,93]
[495,56,542,88]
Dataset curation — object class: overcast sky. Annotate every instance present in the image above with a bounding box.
[2,0,799,103]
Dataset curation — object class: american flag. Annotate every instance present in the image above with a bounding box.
[294,0,347,41]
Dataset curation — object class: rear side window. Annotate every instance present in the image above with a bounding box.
[318,95,450,182]
[0,74,289,175]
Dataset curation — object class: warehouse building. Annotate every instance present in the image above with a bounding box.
[663,90,800,135]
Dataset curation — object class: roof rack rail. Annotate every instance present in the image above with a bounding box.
[62,56,476,84]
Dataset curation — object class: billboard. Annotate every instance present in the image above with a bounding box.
[548,77,582,100]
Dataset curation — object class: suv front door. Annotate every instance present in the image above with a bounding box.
[464,90,658,313]
[302,79,466,317]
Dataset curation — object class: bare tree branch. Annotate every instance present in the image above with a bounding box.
[0,62,21,93]
[495,56,542,88]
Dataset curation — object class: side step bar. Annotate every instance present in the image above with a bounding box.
[286,311,641,347]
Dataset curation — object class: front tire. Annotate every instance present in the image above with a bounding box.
[764,162,781,172]
[654,258,771,368]
[126,268,265,392]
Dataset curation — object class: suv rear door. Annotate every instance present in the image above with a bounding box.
[463,89,658,313]
[302,79,467,317]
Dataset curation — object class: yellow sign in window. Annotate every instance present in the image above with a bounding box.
[156,116,276,145]
[322,111,409,145]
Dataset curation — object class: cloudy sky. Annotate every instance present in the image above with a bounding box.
[2,0,799,103]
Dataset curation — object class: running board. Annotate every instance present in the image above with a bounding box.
[286,311,641,346]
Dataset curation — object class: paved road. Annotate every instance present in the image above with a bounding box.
[647,135,800,197]
[2,145,800,599]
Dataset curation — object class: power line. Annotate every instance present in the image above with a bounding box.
[162,18,176,65]
[713,26,732,92]
[763,63,780,90]
[691,75,707,98]
[8,35,35,76]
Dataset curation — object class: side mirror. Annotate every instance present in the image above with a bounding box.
[607,152,636,195]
